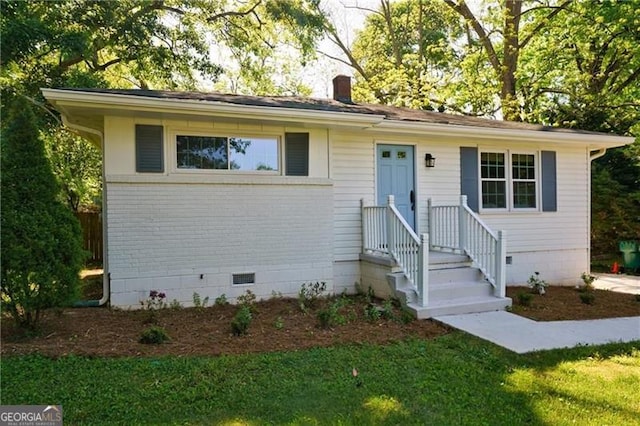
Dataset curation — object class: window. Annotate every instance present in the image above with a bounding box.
[480,151,538,210]
[176,135,279,172]
[480,152,506,208]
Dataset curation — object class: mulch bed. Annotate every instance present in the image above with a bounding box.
[3,277,638,358]
[1,296,448,358]
[506,286,640,321]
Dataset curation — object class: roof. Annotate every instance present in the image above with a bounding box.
[55,87,600,135]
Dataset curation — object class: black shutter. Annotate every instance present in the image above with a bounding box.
[460,147,479,212]
[285,132,309,176]
[136,124,164,173]
[541,150,557,212]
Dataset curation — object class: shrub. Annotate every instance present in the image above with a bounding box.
[528,272,548,295]
[192,292,209,309]
[237,289,257,309]
[214,294,229,306]
[1,98,85,329]
[317,300,346,329]
[580,272,598,291]
[139,326,170,344]
[169,299,183,310]
[231,306,252,336]
[579,292,595,305]
[298,281,326,312]
[518,292,533,306]
[274,316,284,330]
[381,299,395,320]
[364,303,381,322]
[397,308,415,324]
[141,290,166,324]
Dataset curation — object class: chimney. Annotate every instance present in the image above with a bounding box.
[332,75,352,103]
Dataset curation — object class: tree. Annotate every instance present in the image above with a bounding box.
[1,97,86,329]
[43,128,102,211]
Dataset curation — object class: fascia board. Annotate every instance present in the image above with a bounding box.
[371,120,634,149]
[42,88,385,128]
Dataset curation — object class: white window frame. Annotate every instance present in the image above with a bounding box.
[170,129,282,175]
[479,150,540,212]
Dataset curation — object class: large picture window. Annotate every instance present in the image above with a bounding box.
[176,135,279,172]
[480,151,538,210]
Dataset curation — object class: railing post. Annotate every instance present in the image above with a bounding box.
[386,195,395,256]
[418,233,429,307]
[427,198,433,250]
[495,230,507,298]
[459,195,468,254]
[360,198,366,254]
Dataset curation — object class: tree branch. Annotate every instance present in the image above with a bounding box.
[206,1,262,23]
[519,0,572,49]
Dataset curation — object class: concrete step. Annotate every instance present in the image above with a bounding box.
[428,251,473,270]
[386,272,417,304]
[429,266,483,285]
[428,280,493,301]
[407,296,512,319]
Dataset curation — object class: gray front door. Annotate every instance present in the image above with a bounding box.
[377,144,415,229]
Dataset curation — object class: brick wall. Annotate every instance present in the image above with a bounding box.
[106,178,334,307]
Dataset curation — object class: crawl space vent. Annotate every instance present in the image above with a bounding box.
[232,273,255,285]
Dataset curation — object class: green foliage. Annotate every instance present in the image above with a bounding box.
[214,294,229,306]
[579,292,595,305]
[580,272,597,291]
[0,97,85,329]
[138,325,170,344]
[527,272,548,295]
[169,299,183,310]
[363,303,381,323]
[192,292,209,309]
[316,300,347,329]
[237,289,256,309]
[42,128,102,211]
[274,316,284,330]
[518,292,533,307]
[381,299,395,320]
[397,307,415,324]
[298,281,326,312]
[231,305,252,336]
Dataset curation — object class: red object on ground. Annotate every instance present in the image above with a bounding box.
[611,262,619,274]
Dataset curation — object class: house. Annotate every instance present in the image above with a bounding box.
[42,76,633,317]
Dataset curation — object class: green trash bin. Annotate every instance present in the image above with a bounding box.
[619,241,640,271]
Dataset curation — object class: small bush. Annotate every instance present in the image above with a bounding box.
[139,326,170,344]
[274,316,284,330]
[397,308,415,324]
[192,292,209,309]
[298,281,326,312]
[579,292,595,305]
[214,294,229,306]
[381,299,395,320]
[169,299,183,310]
[317,301,346,329]
[527,272,547,295]
[237,290,257,309]
[518,292,533,306]
[580,272,598,291]
[364,303,381,322]
[231,306,252,336]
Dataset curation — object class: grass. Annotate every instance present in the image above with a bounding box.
[1,333,639,425]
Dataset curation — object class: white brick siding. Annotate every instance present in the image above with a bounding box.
[107,178,333,307]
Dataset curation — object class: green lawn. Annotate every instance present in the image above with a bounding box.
[2,333,639,425]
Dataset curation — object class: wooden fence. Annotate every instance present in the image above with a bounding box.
[75,212,103,263]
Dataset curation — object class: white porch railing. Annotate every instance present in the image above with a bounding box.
[361,196,429,306]
[428,196,506,297]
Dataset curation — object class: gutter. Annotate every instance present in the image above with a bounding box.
[61,115,110,307]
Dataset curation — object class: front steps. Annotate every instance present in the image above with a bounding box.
[384,251,512,319]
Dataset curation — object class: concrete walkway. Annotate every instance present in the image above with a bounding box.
[435,311,640,354]
[436,274,640,353]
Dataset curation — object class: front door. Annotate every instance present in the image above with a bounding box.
[377,144,416,229]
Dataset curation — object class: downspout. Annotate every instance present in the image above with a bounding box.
[61,115,109,307]
[586,148,607,274]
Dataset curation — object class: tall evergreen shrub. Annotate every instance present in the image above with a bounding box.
[1,97,85,328]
